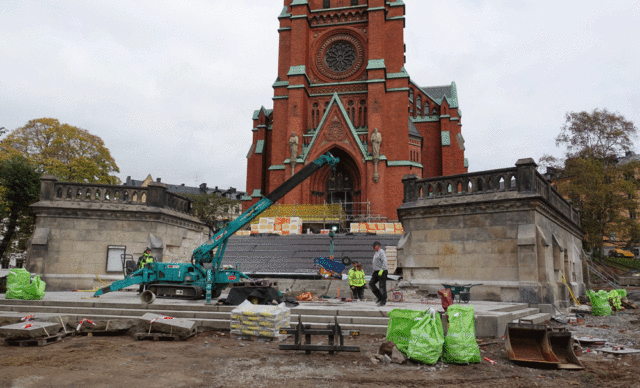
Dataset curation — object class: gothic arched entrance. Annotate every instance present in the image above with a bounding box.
[310,147,361,214]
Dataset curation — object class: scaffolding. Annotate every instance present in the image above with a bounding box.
[249,201,385,231]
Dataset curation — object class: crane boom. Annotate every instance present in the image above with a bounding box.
[94,153,338,304]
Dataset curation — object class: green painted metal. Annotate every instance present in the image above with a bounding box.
[255,140,265,154]
[441,131,451,146]
[366,59,386,70]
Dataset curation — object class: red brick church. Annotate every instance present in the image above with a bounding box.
[244,0,467,222]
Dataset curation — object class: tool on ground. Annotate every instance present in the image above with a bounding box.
[93,154,339,304]
[279,315,360,354]
[505,319,559,368]
[547,328,584,370]
[560,272,580,306]
[441,283,482,303]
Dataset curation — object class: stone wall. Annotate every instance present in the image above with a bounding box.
[26,176,207,291]
[397,159,586,308]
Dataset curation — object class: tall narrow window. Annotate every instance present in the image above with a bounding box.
[324,0,331,9]
[312,102,319,128]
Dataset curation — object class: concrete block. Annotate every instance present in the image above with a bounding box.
[78,318,136,333]
[139,313,196,338]
[0,321,62,340]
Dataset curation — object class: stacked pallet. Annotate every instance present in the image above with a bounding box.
[249,217,303,235]
[385,246,397,274]
[350,223,404,235]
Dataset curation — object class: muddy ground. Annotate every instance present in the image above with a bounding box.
[1,309,639,388]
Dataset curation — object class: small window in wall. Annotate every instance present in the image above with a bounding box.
[106,245,126,273]
[351,0,359,5]
[324,0,331,9]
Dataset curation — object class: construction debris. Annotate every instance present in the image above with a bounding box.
[138,313,196,339]
[0,321,62,340]
[5,331,75,347]
[77,318,136,335]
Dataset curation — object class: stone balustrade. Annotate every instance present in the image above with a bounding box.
[38,175,191,214]
[402,158,580,227]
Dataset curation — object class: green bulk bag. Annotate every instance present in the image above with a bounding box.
[22,275,46,300]
[587,290,612,316]
[443,305,481,364]
[386,309,425,354]
[5,268,31,299]
[406,308,445,365]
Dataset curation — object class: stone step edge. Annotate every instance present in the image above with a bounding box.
[0,313,389,335]
[0,306,390,325]
[0,300,391,317]
[510,313,551,324]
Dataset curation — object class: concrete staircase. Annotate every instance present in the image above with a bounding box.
[0,295,551,338]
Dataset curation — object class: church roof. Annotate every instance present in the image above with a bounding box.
[408,118,422,139]
[415,82,459,109]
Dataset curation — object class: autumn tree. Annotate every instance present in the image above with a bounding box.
[541,109,639,255]
[0,156,40,264]
[0,118,120,184]
[186,193,241,233]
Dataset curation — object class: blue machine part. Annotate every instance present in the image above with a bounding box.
[314,257,347,276]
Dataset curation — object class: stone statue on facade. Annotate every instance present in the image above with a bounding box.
[371,128,382,160]
[371,128,382,183]
[289,132,299,177]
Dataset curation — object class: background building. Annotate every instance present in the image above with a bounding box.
[244,0,467,222]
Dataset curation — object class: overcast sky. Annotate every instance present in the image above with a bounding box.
[1,1,639,191]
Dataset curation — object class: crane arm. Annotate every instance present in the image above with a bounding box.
[191,153,339,265]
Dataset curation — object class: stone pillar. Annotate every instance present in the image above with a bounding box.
[515,158,537,193]
[402,174,419,204]
[39,175,58,201]
[146,182,167,208]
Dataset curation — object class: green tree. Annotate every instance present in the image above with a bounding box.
[0,118,120,184]
[556,108,636,161]
[541,109,639,255]
[0,156,40,263]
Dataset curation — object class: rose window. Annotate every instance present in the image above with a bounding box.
[325,42,357,73]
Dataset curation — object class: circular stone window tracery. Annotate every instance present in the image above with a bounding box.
[325,122,345,142]
[325,42,357,72]
[315,33,365,81]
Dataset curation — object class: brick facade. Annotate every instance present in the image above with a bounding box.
[244,0,467,221]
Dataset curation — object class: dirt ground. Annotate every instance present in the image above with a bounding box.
[1,308,639,388]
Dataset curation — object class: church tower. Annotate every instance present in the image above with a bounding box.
[244,0,467,222]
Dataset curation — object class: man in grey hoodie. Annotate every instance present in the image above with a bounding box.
[369,241,388,306]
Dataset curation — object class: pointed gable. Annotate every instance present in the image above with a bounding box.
[302,93,368,162]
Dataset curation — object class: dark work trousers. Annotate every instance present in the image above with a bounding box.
[351,286,365,300]
[369,270,388,302]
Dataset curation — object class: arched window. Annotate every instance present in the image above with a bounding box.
[432,107,438,116]
[348,100,355,124]
[409,89,414,102]
[416,96,422,117]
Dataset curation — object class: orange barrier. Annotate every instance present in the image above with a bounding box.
[350,223,403,235]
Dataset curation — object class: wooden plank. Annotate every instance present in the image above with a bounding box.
[5,331,75,347]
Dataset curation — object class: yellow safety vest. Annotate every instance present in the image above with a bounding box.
[139,253,154,269]
[349,268,366,287]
